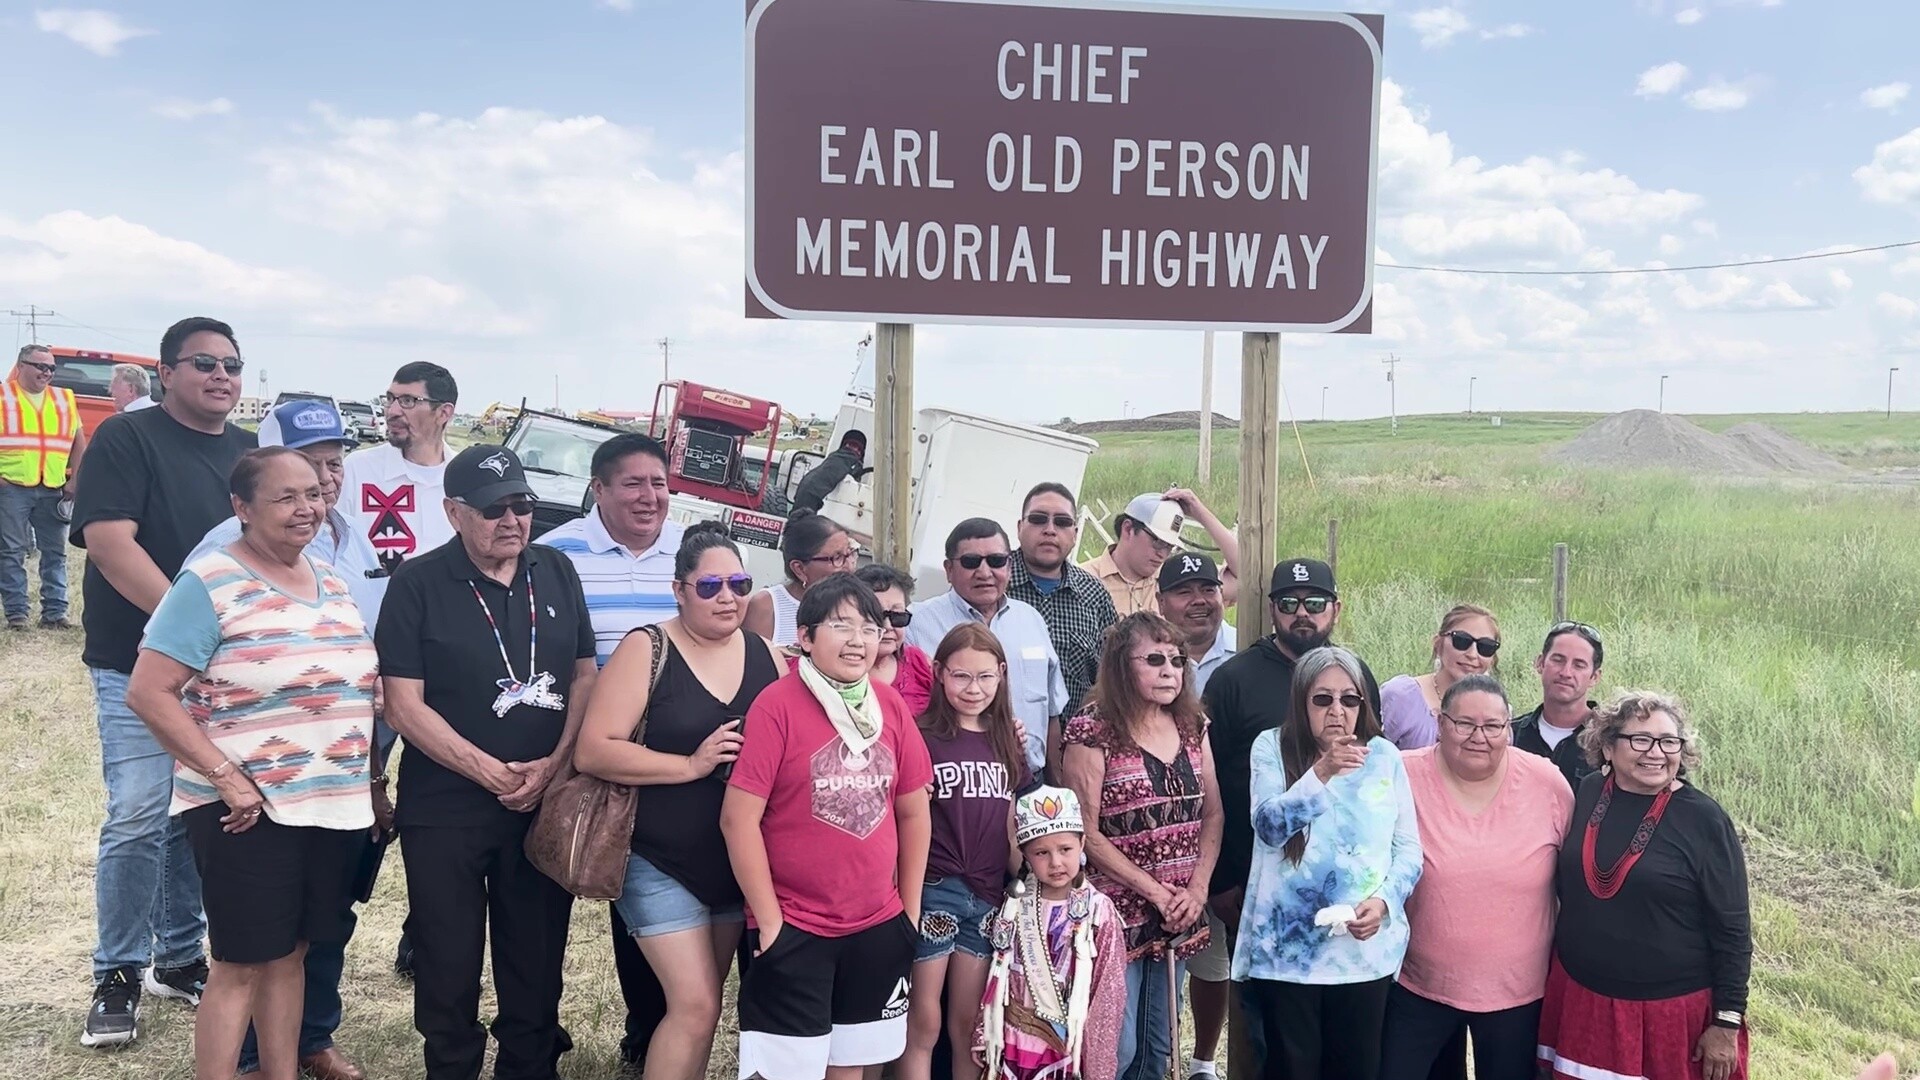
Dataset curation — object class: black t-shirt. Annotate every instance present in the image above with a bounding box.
[1554,774,1752,1012]
[70,407,257,673]
[375,539,597,828]
[1511,701,1598,791]
[1201,635,1380,897]
[628,632,781,907]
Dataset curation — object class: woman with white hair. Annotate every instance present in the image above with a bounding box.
[1536,691,1752,1080]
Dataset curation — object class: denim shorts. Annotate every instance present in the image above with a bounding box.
[613,854,744,938]
[916,876,997,962]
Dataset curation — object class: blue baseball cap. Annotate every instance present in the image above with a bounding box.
[264,400,350,450]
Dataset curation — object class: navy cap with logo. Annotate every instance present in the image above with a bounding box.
[1158,551,1221,592]
[262,399,350,450]
[1268,557,1337,599]
[445,444,536,509]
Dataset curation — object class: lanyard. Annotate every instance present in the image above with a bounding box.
[470,566,536,684]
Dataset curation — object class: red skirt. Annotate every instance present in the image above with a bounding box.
[1536,958,1749,1080]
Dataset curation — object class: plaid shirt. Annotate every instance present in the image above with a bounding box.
[1008,548,1118,715]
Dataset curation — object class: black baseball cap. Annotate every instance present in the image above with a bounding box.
[445,445,536,509]
[1158,551,1221,592]
[1269,557,1337,598]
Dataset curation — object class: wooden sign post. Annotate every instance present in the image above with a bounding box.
[872,323,915,567]
[1235,332,1281,647]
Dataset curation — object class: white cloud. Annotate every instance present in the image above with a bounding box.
[1635,62,1689,98]
[1862,83,1911,111]
[1409,7,1472,48]
[1855,127,1920,205]
[34,8,151,56]
[1875,293,1918,321]
[595,0,634,9]
[151,97,234,121]
[1684,79,1754,112]
[1675,8,1705,24]
[1659,234,1685,256]
[1479,23,1535,39]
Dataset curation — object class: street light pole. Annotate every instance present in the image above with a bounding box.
[1891,367,1902,420]
[1321,385,1328,422]
[1383,354,1399,434]
[1659,375,1669,414]
[1469,376,1477,415]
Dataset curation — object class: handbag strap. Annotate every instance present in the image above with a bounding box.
[626,623,670,746]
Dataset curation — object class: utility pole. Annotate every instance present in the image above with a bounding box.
[1321,385,1328,422]
[1468,376,1477,415]
[1389,356,1400,432]
[1659,374,1669,414]
[1198,331,1215,484]
[1891,367,1902,420]
[657,337,673,384]
[6,305,56,343]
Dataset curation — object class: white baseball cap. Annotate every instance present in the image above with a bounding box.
[1122,493,1186,549]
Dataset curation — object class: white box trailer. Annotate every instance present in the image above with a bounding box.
[802,397,1099,597]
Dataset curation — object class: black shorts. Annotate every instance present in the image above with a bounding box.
[737,913,918,1080]
[182,803,364,965]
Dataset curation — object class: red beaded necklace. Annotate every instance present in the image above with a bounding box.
[1581,775,1674,900]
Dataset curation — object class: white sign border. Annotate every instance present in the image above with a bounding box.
[745,0,1383,333]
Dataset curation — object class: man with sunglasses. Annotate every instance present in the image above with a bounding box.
[376,444,599,1080]
[1510,621,1606,789]
[1007,482,1116,719]
[1081,489,1241,617]
[1,344,88,631]
[907,517,1068,778]
[1196,558,1379,1070]
[539,432,685,1068]
[340,362,459,574]
[70,317,257,1048]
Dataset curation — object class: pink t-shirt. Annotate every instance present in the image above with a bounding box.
[1399,746,1574,1012]
[728,673,934,938]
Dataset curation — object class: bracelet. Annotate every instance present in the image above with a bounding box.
[1712,1010,1744,1029]
[206,758,236,780]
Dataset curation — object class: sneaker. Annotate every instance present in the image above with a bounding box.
[144,959,208,1006]
[39,616,75,630]
[79,967,141,1048]
[5,616,26,632]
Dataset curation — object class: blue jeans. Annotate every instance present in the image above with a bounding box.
[91,667,205,978]
[236,937,348,1071]
[0,482,68,621]
[1118,954,1187,1080]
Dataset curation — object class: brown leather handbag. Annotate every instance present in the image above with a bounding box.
[525,623,668,900]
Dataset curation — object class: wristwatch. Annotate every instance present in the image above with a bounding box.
[1712,1010,1744,1029]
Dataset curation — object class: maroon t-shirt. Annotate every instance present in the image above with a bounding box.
[925,726,1030,904]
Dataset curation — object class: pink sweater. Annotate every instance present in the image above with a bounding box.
[1399,746,1574,1012]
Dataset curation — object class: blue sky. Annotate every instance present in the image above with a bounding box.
[5,0,1920,423]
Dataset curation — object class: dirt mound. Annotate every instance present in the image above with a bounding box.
[1067,410,1240,435]
[1554,411,1853,477]
[1723,423,1849,476]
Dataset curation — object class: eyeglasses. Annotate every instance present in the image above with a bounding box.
[942,669,1001,691]
[1442,714,1510,741]
[18,359,55,375]
[806,550,859,569]
[1132,651,1190,668]
[171,353,244,376]
[388,394,447,410]
[1310,692,1366,710]
[1275,595,1333,615]
[1024,512,1077,530]
[882,609,913,629]
[687,574,753,600]
[818,619,882,642]
[464,497,535,520]
[1446,631,1501,658]
[1614,733,1685,755]
[956,552,1011,571]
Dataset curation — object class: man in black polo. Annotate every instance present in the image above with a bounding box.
[1200,558,1379,1072]
[376,445,598,1080]
[1511,620,1605,790]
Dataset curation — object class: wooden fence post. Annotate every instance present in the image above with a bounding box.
[1552,542,1569,623]
[1326,518,1340,575]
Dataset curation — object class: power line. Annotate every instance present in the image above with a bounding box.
[1378,238,1920,277]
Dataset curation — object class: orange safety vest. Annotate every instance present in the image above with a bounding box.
[0,378,82,488]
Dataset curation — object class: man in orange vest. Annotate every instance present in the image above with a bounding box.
[0,344,88,629]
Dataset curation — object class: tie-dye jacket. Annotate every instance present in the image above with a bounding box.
[1230,732,1422,984]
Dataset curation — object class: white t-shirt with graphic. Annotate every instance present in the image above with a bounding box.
[338,441,455,571]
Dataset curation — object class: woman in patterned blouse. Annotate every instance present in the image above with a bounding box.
[1060,611,1223,1080]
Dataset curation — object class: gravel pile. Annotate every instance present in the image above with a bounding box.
[1552,411,1851,477]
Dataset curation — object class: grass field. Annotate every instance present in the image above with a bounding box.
[4,410,1918,1079]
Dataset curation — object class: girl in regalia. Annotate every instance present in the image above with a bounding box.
[974,785,1127,1080]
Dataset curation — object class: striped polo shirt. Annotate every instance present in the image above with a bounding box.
[539,508,683,666]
